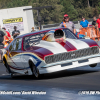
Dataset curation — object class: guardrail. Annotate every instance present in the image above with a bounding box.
[35,18,93,30]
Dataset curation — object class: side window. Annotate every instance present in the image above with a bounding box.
[63,29,77,39]
[15,38,22,50]
[24,32,47,50]
[9,38,22,51]
[12,39,17,51]
[9,42,14,51]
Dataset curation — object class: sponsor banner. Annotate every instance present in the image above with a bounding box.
[2,17,24,33]
[3,17,23,24]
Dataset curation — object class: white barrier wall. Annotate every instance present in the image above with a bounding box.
[0,6,34,36]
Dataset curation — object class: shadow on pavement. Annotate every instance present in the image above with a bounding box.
[0,70,99,81]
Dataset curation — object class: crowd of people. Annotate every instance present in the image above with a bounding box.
[59,14,100,34]
[0,26,20,49]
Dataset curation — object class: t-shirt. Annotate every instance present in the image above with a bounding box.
[6,31,11,40]
[59,21,75,32]
[92,21,96,26]
[80,20,89,28]
[12,30,20,38]
[0,30,5,45]
[96,18,100,28]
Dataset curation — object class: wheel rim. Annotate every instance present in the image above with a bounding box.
[33,66,39,78]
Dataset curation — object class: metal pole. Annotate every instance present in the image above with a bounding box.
[23,6,52,30]
[37,10,41,30]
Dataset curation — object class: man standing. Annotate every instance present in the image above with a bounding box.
[96,14,100,31]
[59,14,76,33]
[12,26,20,39]
[80,17,89,28]
[0,25,7,35]
[0,30,5,46]
[31,27,35,32]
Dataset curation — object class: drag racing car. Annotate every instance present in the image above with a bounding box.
[3,27,100,78]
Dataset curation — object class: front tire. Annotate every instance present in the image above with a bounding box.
[30,62,40,78]
[89,63,97,68]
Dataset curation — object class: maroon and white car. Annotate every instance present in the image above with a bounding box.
[3,27,100,78]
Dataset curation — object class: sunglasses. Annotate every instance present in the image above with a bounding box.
[64,17,69,19]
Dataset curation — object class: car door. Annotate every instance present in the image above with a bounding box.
[21,31,48,69]
[8,38,25,72]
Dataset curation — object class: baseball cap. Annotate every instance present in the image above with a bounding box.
[64,14,68,17]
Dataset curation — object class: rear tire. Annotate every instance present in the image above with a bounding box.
[4,60,11,73]
[10,73,14,78]
[89,63,97,68]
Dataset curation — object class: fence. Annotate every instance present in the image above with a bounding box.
[79,27,100,41]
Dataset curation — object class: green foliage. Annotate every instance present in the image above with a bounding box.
[0,0,100,25]
[61,0,78,21]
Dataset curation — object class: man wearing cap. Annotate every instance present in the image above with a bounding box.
[59,14,76,33]
[80,17,89,28]
[0,25,7,35]
[2,27,12,40]
[12,26,20,39]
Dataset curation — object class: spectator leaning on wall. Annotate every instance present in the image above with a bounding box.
[80,17,89,28]
[96,14,100,31]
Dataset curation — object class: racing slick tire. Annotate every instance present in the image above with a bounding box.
[4,59,12,73]
[89,63,97,68]
[10,73,14,78]
[29,61,40,78]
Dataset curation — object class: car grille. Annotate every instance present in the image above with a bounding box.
[45,46,99,64]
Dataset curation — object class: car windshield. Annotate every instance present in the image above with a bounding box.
[63,29,78,39]
[24,29,78,50]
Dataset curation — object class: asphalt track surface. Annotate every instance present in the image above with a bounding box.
[0,63,100,100]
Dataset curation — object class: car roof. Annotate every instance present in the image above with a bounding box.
[16,27,67,38]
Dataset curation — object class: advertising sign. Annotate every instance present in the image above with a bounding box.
[3,17,24,33]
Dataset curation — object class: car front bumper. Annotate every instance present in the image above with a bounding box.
[39,54,100,74]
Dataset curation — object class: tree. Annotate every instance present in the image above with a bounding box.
[32,0,64,24]
[60,0,78,20]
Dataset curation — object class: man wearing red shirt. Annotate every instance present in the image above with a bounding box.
[2,27,13,48]
[96,14,100,31]
[2,27,11,40]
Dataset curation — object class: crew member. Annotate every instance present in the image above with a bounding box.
[0,25,7,35]
[0,30,5,47]
[12,26,20,39]
[59,14,76,33]
[2,27,11,40]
